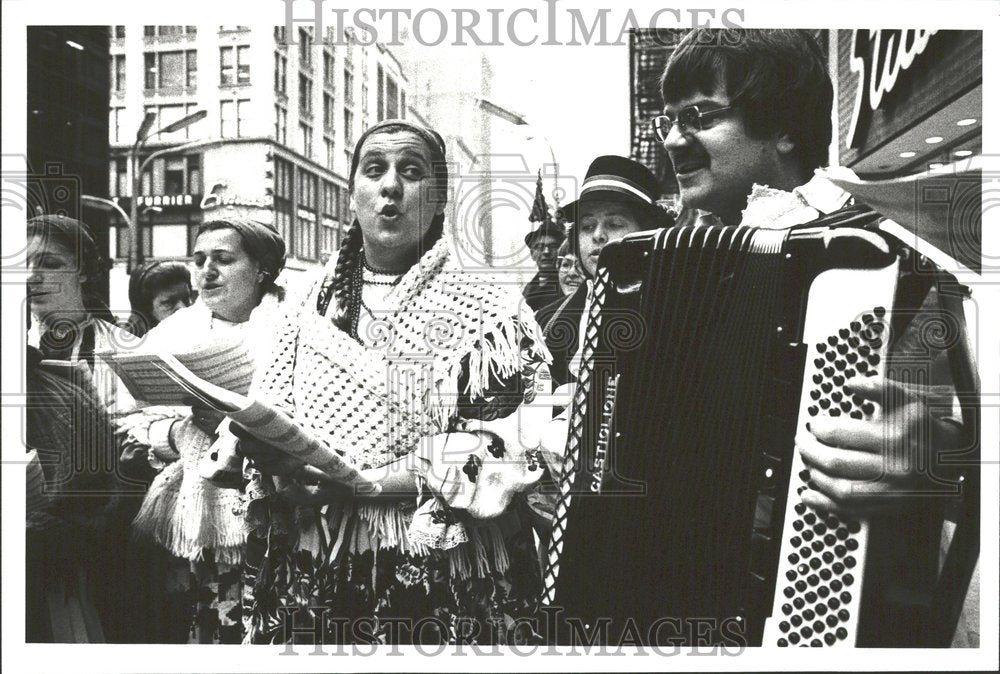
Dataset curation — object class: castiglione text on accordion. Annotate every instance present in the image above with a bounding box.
[539,205,980,648]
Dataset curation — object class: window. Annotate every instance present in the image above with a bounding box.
[275,105,287,144]
[322,180,339,217]
[323,51,335,89]
[343,108,354,151]
[274,26,287,44]
[220,25,249,33]
[377,65,384,121]
[116,226,153,259]
[400,90,406,119]
[220,99,249,138]
[323,93,335,132]
[109,107,124,143]
[114,25,125,39]
[164,157,186,195]
[220,45,250,85]
[160,104,185,139]
[144,26,195,38]
[298,27,313,68]
[109,157,127,197]
[296,171,318,260]
[274,52,287,94]
[343,68,354,107]
[144,52,155,89]
[362,83,369,122]
[187,155,202,194]
[325,136,335,170]
[299,122,313,157]
[274,158,294,249]
[299,74,313,117]
[386,77,399,119]
[142,102,201,142]
[159,51,184,88]
[237,46,250,84]
[144,50,196,90]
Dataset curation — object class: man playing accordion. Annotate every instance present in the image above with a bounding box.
[541,29,976,648]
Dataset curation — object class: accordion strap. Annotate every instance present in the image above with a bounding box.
[541,268,611,606]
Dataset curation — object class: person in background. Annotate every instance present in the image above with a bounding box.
[535,156,670,388]
[120,216,287,644]
[522,220,565,313]
[554,239,584,297]
[25,215,145,642]
[26,214,136,412]
[125,260,193,338]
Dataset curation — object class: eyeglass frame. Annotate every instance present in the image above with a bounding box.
[556,255,580,270]
[652,104,735,142]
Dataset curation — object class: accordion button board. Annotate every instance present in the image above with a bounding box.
[763,261,900,647]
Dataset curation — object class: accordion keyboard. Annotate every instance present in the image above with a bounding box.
[763,263,899,647]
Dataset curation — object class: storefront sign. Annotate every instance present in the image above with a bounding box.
[200,179,273,210]
[113,194,198,209]
[846,29,939,149]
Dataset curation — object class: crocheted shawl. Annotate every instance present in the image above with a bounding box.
[250,232,551,577]
[259,231,550,470]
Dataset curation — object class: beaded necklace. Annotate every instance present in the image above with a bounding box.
[350,251,407,338]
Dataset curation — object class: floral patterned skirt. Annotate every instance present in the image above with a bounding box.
[159,552,242,644]
[242,504,544,646]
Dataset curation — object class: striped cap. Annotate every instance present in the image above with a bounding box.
[560,155,663,224]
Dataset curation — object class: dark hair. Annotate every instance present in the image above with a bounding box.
[328,120,448,334]
[125,260,192,337]
[660,29,832,173]
[27,214,115,323]
[194,217,286,298]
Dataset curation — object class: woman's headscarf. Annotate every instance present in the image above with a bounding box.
[195,217,286,295]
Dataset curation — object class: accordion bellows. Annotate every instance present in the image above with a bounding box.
[544,214,903,646]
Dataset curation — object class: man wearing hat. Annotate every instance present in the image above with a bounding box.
[522,220,566,313]
[536,155,671,387]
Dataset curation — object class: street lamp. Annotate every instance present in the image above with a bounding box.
[475,97,560,211]
[129,109,207,272]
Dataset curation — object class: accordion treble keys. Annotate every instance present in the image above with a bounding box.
[762,261,900,647]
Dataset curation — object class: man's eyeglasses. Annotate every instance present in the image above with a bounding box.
[652,104,734,142]
[531,243,559,254]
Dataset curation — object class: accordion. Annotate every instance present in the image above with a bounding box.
[540,208,977,647]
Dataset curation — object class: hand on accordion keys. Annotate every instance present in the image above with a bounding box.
[797,375,963,518]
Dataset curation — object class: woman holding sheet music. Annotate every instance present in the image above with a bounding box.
[237,119,555,645]
[25,214,141,642]
[119,216,286,643]
[26,214,137,412]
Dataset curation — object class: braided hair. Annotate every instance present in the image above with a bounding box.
[327,120,449,334]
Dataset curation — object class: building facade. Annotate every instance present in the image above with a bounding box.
[106,24,412,311]
[27,26,112,303]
